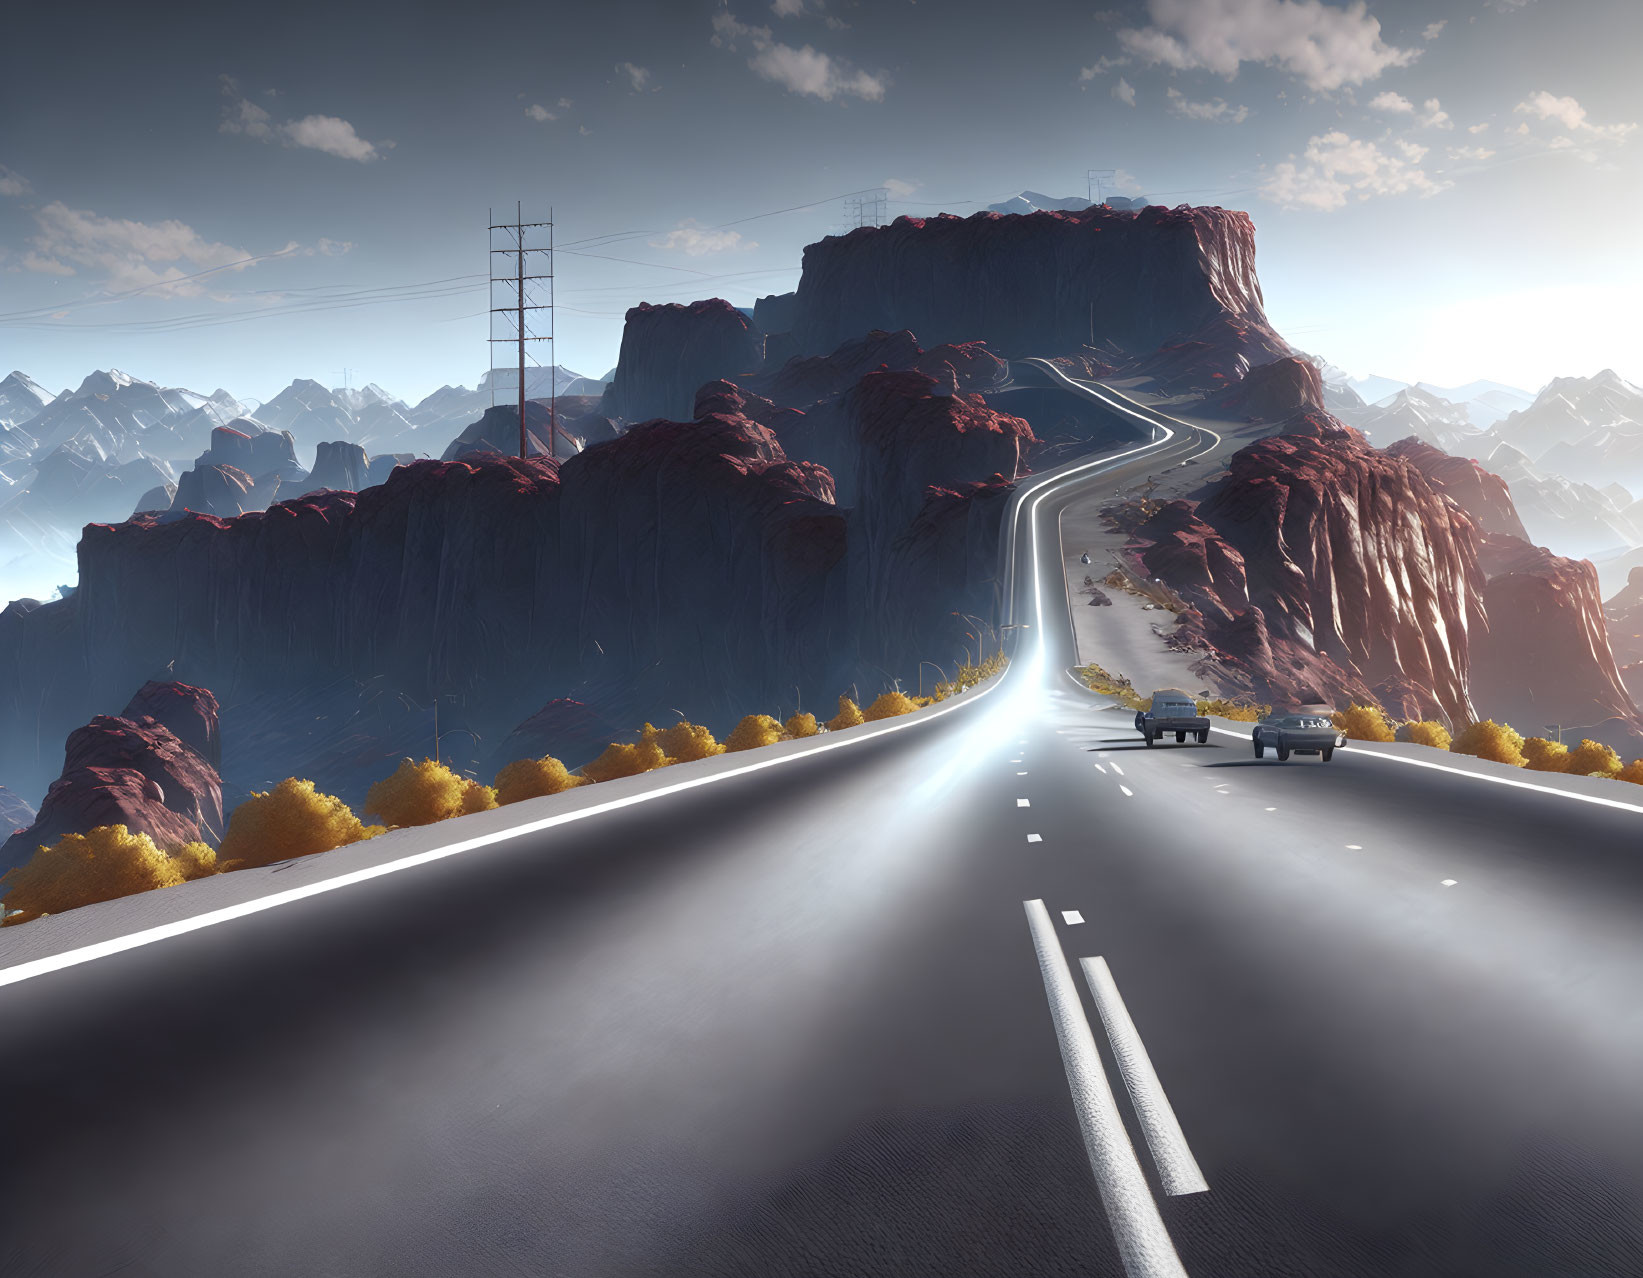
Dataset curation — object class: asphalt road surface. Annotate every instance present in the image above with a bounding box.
[4,391,1643,1277]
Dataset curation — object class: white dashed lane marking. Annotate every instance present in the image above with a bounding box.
[1110,763,1125,777]
[1119,786,1134,798]
[1094,763,1108,774]
[1063,910,1085,925]
[1018,799,1032,808]
[1346,844,1362,850]
[1442,879,1458,887]
[1028,834,1043,844]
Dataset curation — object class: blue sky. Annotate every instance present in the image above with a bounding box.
[1,0,1638,403]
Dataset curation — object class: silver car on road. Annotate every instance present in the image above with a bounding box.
[1252,713,1346,762]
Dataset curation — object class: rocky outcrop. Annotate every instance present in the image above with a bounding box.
[752,292,797,335]
[169,463,260,517]
[1384,437,1531,541]
[1604,567,1643,667]
[122,680,221,768]
[365,453,415,487]
[789,206,1286,368]
[441,402,559,461]
[1,681,224,875]
[303,441,370,493]
[1141,421,1484,720]
[1471,534,1642,746]
[601,299,763,424]
[1212,356,1325,423]
[195,423,305,482]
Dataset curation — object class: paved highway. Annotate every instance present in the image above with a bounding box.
[4,388,1643,1277]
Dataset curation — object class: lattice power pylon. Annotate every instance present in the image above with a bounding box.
[488,203,558,459]
[843,188,889,230]
[1087,169,1117,206]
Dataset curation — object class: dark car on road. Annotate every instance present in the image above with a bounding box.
[1253,713,1346,762]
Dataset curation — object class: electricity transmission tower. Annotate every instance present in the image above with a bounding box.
[488,203,558,459]
[1087,168,1117,205]
[843,188,889,230]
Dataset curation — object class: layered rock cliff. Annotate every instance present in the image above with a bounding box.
[1383,437,1530,541]
[788,206,1286,368]
[1,681,222,875]
[601,299,764,424]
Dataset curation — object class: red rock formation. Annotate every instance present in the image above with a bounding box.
[790,205,1287,368]
[913,342,1009,396]
[601,299,764,424]
[1136,501,1250,620]
[1,682,224,874]
[1211,356,1325,423]
[1603,566,1643,667]
[122,680,221,768]
[1149,422,1485,720]
[303,441,369,493]
[1470,533,1642,745]
[1384,437,1530,541]
[170,462,257,517]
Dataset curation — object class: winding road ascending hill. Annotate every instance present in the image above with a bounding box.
[4,384,1643,1277]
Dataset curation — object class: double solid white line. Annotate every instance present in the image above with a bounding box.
[1024,899,1205,1278]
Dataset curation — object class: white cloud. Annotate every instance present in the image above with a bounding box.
[526,104,556,121]
[1166,86,1248,122]
[617,62,652,91]
[282,115,378,161]
[1514,90,1637,141]
[1260,129,1448,210]
[1117,0,1419,92]
[1422,20,1446,39]
[20,251,74,276]
[1369,90,1413,113]
[0,166,31,198]
[558,97,574,108]
[1078,55,1129,80]
[713,10,885,101]
[771,0,807,13]
[648,221,757,256]
[1468,121,1490,134]
[26,201,265,295]
[1113,77,1137,106]
[219,77,381,162]
[882,177,919,199]
[1448,144,1496,161]
[1418,97,1452,129]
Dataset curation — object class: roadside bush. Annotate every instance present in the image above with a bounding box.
[1450,720,1527,767]
[1396,720,1452,750]
[1,824,218,926]
[785,712,819,738]
[494,755,587,805]
[219,777,382,869]
[827,696,865,731]
[657,720,725,763]
[1520,736,1570,773]
[1334,703,1396,742]
[581,728,674,782]
[1199,698,1268,722]
[725,714,787,752]
[366,758,493,827]
[1615,758,1643,786]
[1566,738,1622,778]
[864,691,919,721]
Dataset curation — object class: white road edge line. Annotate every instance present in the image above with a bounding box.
[1024,900,1190,1278]
[1207,726,1643,815]
[0,669,1012,991]
[1080,956,1209,1198]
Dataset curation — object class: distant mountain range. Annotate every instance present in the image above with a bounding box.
[0,365,609,604]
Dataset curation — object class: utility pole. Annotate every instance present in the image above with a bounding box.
[1088,168,1116,206]
[488,205,556,459]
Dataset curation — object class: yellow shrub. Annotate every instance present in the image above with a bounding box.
[1334,703,1395,742]
[1199,698,1268,722]
[827,696,865,731]
[581,729,674,782]
[365,758,486,827]
[1566,739,1622,778]
[785,712,819,738]
[725,714,787,752]
[460,781,498,814]
[1395,720,1452,750]
[494,755,587,805]
[864,691,919,721]
[657,720,725,762]
[1615,759,1643,786]
[219,777,380,869]
[1,824,217,925]
[1450,720,1526,767]
[1520,736,1570,773]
